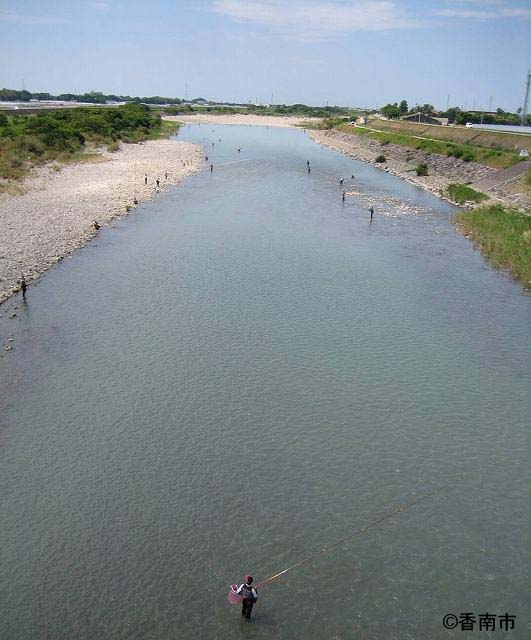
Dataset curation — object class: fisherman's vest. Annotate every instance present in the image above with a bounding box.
[241,584,255,600]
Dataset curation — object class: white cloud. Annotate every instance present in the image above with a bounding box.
[502,7,531,18]
[90,2,110,9]
[212,0,420,41]
[0,10,69,24]
[435,5,531,18]
[444,0,502,4]
[434,8,497,18]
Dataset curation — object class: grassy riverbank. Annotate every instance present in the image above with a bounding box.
[363,117,531,151]
[0,104,178,185]
[453,205,531,287]
[335,124,520,169]
[145,119,180,140]
[446,183,488,205]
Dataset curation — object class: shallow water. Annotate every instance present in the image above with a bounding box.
[0,125,529,640]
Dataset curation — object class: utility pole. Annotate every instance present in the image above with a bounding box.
[446,94,450,110]
[185,83,188,101]
[488,96,493,112]
[521,69,531,126]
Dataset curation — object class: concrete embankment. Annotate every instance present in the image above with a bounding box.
[470,160,531,192]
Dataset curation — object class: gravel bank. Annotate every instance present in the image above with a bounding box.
[166,114,319,128]
[0,138,203,304]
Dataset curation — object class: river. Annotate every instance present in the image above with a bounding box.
[0,124,529,640]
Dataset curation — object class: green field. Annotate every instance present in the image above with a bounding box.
[454,204,531,287]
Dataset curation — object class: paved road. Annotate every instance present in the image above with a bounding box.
[470,160,531,192]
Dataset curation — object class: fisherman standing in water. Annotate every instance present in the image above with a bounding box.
[20,274,27,300]
[237,576,258,619]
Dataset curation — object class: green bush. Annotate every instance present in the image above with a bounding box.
[416,163,428,176]
[0,103,164,179]
[375,154,386,163]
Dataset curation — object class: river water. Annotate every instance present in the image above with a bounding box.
[0,124,529,640]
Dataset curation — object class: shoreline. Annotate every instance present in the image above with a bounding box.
[310,129,530,288]
[308,129,530,211]
[0,137,203,305]
[309,130,491,206]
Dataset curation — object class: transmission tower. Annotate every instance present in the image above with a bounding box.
[521,69,531,126]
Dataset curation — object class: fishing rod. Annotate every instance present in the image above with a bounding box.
[252,472,470,591]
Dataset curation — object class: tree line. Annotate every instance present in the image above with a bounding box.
[379,100,530,126]
[0,88,185,105]
[0,88,352,117]
[163,103,351,118]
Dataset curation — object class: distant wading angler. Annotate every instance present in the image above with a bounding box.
[237,576,258,619]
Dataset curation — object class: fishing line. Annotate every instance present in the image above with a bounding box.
[213,159,251,167]
[254,472,470,590]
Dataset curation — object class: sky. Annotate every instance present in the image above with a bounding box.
[1,0,530,111]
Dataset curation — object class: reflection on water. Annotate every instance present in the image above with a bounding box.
[0,125,529,640]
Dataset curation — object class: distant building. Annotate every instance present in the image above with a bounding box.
[401,113,448,126]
